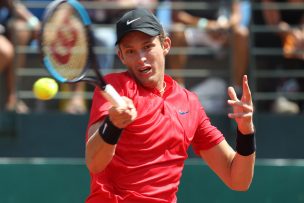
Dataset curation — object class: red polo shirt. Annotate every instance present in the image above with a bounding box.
[86,71,224,203]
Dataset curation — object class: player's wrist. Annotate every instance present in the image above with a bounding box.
[99,116,123,145]
[238,124,255,135]
[236,128,256,156]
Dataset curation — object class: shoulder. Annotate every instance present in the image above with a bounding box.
[166,75,199,100]
[168,76,202,110]
[103,71,138,97]
[178,84,201,104]
[104,71,131,81]
[104,71,134,87]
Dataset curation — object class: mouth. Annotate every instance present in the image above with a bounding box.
[138,66,152,74]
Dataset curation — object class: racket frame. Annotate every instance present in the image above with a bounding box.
[40,0,126,107]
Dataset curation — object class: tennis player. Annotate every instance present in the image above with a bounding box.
[85,8,255,203]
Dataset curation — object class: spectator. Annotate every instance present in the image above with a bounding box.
[0,0,40,113]
[0,26,16,111]
[255,0,304,113]
[261,0,304,60]
[167,0,250,91]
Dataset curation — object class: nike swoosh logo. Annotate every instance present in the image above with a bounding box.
[126,17,141,25]
[178,110,189,115]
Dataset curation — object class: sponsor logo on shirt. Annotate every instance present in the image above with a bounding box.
[178,110,189,115]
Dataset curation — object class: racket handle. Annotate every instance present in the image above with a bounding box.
[102,84,126,107]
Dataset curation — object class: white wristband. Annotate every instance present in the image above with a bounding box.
[27,16,39,30]
[197,18,208,30]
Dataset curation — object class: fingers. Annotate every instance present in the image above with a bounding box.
[108,96,137,128]
[227,99,254,119]
[227,100,253,112]
[227,75,254,119]
[228,86,238,101]
[123,97,137,121]
[242,75,252,102]
[228,112,252,119]
[228,75,252,102]
[225,75,255,134]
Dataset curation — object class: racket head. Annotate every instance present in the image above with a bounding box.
[40,0,93,83]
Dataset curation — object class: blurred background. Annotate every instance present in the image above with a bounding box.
[0,0,304,202]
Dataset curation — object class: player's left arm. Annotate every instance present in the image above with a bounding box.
[199,75,255,191]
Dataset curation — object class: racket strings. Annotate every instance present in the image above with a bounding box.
[42,3,89,80]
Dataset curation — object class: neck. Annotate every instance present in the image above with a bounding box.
[159,81,166,94]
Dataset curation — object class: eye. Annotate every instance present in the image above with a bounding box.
[144,43,154,50]
[125,49,134,54]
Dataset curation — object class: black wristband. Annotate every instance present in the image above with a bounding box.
[236,128,256,156]
[99,116,123,145]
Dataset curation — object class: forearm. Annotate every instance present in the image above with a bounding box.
[225,75,255,190]
[85,97,136,174]
[228,128,256,190]
[172,11,200,26]
[229,152,255,191]
[13,2,40,31]
[13,2,32,21]
[200,139,255,191]
[230,2,241,27]
[85,121,116,174]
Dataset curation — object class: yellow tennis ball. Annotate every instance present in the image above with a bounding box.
[33,78,58,100]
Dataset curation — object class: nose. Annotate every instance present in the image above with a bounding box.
[136,50,147,64]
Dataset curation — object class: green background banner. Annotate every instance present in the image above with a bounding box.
[0,158,303,203]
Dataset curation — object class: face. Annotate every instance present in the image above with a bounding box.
[117,31,171,91]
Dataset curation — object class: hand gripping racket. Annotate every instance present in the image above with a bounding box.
[40,0,126,107]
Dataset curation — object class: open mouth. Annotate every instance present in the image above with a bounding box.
[139,66,152,74]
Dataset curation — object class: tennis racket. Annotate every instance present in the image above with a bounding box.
[39,0,126,107]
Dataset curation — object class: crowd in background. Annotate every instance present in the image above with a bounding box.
[0,0,40,113]
[252,0,304,114]
[0,0,303,114]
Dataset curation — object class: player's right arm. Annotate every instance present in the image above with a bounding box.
[85,120,116,174]
[85,96,137,174]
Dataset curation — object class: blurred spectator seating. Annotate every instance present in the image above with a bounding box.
[251,0,304,114]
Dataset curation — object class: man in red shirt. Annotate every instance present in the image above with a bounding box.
[85,8,255,203]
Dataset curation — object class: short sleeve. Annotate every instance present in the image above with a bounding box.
[191,107,225,156]
[86,72,135,141]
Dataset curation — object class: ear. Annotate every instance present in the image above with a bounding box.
[162,37,171,56]
[117,48,126,65]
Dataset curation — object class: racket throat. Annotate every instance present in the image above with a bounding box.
[81,77,106,89]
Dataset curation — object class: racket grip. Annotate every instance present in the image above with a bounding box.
[102,84,126,107]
